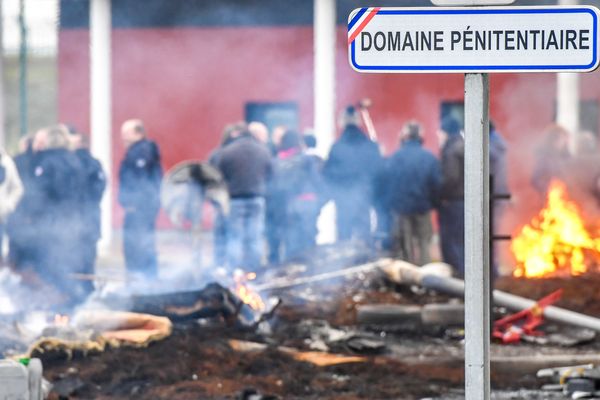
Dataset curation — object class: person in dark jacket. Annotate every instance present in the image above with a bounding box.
[323,106,382,243]
[489,120,509,278]
[28,126,85,303]
[270,130,323,261]
[216,129,272,270]
[69,130,106,299]
[437,116,465,277]
[119,119,162,278]
[387,121,442,265]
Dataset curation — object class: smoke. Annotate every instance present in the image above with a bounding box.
[52,0,600,308]
[0,268,21,315]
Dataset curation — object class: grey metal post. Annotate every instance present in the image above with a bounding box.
[0,0,6,149]
[18,0,28,137]
[464,73,490,400]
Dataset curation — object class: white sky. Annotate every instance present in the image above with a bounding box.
[3,0,58,54]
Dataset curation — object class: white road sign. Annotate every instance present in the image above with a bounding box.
[348,6,600,73]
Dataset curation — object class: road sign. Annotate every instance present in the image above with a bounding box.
[431,0,515,5]
[348,6,600,73]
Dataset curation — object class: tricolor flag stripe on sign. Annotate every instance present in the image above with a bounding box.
[348,7,381,45]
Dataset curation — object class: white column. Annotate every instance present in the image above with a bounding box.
[314,0,337,245]
[314,0,336,156]
[90,0,112,251]
[558,0,580,155]
[464,73,491,400]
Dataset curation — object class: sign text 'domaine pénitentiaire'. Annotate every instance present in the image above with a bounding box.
[360,28,591,53]
[348,7,600,73]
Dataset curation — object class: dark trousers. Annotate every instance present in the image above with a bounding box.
[213,206,227,267]
[392,211,433,266]
[35,216,83,306]
[335,191,371,243]
[6,212,39,271]
[72,235,98,301]
[284,199,320,260]
[266,195,285,265]
[124,210,158,278]
[227,197,265,270]
[439,200,465,277]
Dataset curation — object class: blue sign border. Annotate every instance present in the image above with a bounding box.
[349,7,599,72]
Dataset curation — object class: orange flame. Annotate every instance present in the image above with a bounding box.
[512,180,600,278]
[233,272,265,311]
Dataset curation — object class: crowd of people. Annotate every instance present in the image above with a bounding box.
[209,106,509,279]
[0,106,512,306]
[0,119,165,306]
[0,125,106,306]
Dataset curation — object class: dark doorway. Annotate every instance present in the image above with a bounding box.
[440,101,465,132]
[245,102,299,134]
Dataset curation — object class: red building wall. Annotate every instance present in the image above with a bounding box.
[58,26,600,242]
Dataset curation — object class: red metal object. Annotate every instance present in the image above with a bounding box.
[357,99,378,141]
[493,289,563,344]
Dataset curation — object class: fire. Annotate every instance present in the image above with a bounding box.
[512,180,600,278]
[233,271,265,311]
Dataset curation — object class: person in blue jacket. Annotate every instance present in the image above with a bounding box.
[28,126,85,305]
[118,119,162,278]
[323,106,382,243]
[387,121,442,265]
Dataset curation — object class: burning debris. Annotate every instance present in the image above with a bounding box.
[2,242,600,399]
[98,282,277,328]
[233,270,266,312]
[512,180,600,278]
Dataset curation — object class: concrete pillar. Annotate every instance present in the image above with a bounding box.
[557,0,580,155]
[314,0,336,156]
[90,0,112,251]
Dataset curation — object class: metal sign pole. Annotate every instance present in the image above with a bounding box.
[464,73,490,400]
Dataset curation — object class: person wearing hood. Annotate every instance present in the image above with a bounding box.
[437,116,465,277]
[387,121,441,265]
[323,106,382,243]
